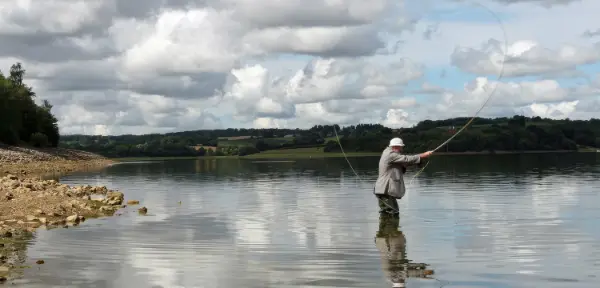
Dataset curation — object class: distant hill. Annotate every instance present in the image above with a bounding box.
[58,116,600,158]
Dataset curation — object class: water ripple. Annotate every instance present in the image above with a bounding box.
[12,155,600,287]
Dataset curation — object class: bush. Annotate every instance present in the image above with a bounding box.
[238,145,260,156]
[30,132,49,147]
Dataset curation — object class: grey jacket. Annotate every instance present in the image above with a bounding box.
[374,147,421,199]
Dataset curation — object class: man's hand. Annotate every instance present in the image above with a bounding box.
[419,151,433,158]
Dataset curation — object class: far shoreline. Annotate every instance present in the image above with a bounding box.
[110,149,597,162]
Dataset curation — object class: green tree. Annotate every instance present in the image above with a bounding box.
[0,63,60,147]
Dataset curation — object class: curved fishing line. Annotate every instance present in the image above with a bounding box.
[333,0,509,214]
[408,1,509,185]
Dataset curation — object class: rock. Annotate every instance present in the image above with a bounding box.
[0,231,11,238]
[50,219,66,226]
[105,191,124,205]
[107,199,120,205]
[99,206,117,213]
[25,222,41,228]
[81,195,91,200]
[36,260,44,264]
[39,218,47,225]
[3,193,13,201]
[66,215,80,223]
[138,206,148,215]
[35,209,45,215]
[126,200,139,205]
[26,215,38,222]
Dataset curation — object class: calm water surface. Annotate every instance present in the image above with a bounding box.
[12,153,600,287]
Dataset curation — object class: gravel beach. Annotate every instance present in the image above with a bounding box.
[0,145,136,282]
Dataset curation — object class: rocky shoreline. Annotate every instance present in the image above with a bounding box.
[0,145,114,178]
[0,145,140,282]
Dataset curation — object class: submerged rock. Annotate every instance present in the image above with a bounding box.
[138,206,148,215]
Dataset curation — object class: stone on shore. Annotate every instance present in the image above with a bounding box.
[65,215,79,223]
[104,191,124,206]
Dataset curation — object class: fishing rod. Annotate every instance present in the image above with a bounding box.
[333,0,509,205]
[408,1,508,185]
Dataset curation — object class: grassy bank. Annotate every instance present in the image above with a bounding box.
[110,147,598,162]
[242,147,380,159]
[111,147,381,162]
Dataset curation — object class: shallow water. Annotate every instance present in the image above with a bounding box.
[11,153,600,287]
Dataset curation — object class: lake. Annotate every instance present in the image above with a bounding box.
[12,153,600,287]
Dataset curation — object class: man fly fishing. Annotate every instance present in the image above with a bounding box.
[374,137,433,216]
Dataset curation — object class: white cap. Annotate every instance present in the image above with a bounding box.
[389,137,405,147]
[392,283,405,287]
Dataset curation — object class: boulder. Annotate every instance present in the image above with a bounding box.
[66,215,80,223]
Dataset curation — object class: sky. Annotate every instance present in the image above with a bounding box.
[1,0,599,135]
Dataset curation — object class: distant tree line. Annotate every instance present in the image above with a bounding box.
[324,116,600,154]
[58,116,599,158]
[59,128,328,157]
[0,63,60,147]
[5,64,595,157]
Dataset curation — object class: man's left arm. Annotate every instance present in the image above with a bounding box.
[388,152,421,165]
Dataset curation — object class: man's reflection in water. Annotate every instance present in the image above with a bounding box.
[374,215,434,287]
